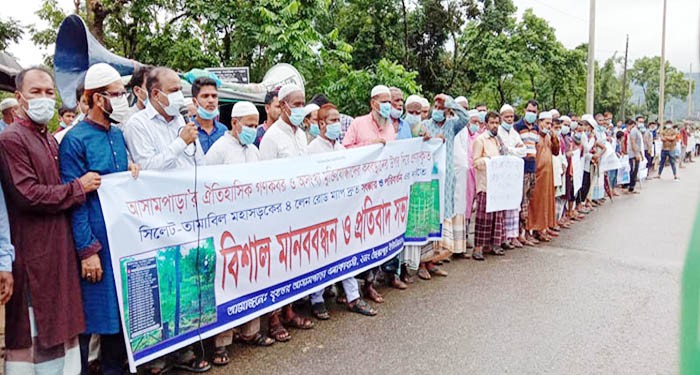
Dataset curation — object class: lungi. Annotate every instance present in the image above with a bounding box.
[504,209,519,239]
[520,172,536,231]
[474,192,506,247]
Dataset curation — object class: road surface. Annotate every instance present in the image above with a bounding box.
[203,163,698,375]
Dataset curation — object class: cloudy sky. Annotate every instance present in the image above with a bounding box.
[5,0,700,72]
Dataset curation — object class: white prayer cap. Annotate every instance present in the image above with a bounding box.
[405,95,422,107]
[538,111,552,120]
[499,104,514,114]
[0,98,18,112]
[84,63,121,90]
[302,103,320,118]
[559,115,571,123]
[231,101,258,117]
[419,98,430,108]
[278,84,304,101]
[468,109,480,118]
[370,85,391,98]
[550,109,560,117]
[455,96,468,105]
[581,114,597,127]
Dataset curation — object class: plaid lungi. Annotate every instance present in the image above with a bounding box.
[475,192,506,247]
[452,215,467,254]
[439,218,454,253]
[504,209,519,238]
[520,172,536,230]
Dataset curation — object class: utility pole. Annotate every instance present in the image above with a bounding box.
[586,0,596,114]
[620,34,629,120]
[688,64,693,118]
[658,0,668,124]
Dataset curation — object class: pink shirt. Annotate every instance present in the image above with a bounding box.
[342,113,396,148]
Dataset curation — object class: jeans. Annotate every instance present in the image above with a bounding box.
[80,333,125,375]
[658,150,677,177]
[628,157,640,191]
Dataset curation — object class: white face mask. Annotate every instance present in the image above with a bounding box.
[105,95,131,124]
[21,95,55,125]
[157,90,185,117]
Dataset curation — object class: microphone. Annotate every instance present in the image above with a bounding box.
[179,105,197,156]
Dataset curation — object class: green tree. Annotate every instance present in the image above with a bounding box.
[0,17,22,51]
[630,56,691,115]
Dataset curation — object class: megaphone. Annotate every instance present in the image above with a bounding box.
[54,15,140,108]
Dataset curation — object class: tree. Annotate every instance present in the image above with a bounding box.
[630,56,691,115]
[594,55,624,116]
[0,17,22,51]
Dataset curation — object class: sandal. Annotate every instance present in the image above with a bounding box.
[363,284,384,303]
[239,332,275,347]
[311,302,330,320]
[453,252,471,259]
[335,295,347,305]
[283,314,315,330]
[426,263,448,277]
[174,358,210,373]
[212,348,230,366]
[269,314,291,342]
[417,268,431,280]
[511,238,524,248]
[348,299,377,316]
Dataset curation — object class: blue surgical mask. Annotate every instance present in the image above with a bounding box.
[309,123,320,137]
[197,104,219,120]
[289,107,306,127]
[432,109,445,123]
[405,113,421,126]
[524,112,537,124]
[501,122,512,131]
[22,96,56,125]
[390,107,403,120]
[469,123,480,134]
[325,122,342,140]
[488,128,498,137]
[542,128,551,135]
[478,111,487,123]
[239,125,257,145]
[554,129,561,137]
[561,125,570,135]
[379,102,392,119]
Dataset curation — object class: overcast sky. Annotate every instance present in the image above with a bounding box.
[5,0,700,72]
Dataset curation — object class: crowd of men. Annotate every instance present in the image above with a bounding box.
[0,63,695,374]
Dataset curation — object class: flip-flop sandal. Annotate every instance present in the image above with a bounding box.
[283,315,315,330]
[348,299,377,316]
[212,348,230,366]
[426,265,448,277]
[269,325,291,342]
[239,333,275,347]
[173,359,211,373]
[417,268,431,280]
[311,302,330,320]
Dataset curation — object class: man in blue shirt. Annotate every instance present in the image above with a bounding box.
[389,87,413,141]
[513,99,539,246]
[191,77,227,154]
[254,89,281,148]
[0,183,14,305]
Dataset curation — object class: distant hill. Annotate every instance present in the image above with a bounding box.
[630,72,700,121]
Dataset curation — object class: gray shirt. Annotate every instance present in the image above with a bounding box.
[627,127,643,158]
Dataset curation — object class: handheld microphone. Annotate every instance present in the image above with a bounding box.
[179,106,197,156]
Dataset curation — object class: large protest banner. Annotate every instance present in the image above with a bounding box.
[485,155,524,213]
[98,138,444,371]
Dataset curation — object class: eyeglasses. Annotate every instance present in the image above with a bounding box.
[101,91,128,98]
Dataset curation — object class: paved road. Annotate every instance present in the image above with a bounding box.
[204,163,698,375]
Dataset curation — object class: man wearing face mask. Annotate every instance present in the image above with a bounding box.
[124,67,204,170]
[455,96,469,110]
[404,95,428,137]
[0,67,102,375]
[422,93,468,273]
[420,97,431,121]
[640,119,653,170]
[514,99,539,245]
[190,77,227,154]
[0,98,17,133]
[342,85,396,148]
[58,63,140,375]
[497,104,527,249]
[527,111,560,243]
[388,87,412,140]
[205,101,275,367]
[302,103,320,143]
[259,83,315,342]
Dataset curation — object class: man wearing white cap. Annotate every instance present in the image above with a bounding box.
[423,93,468,275]
[404,95,428,137]
[513,99,539,245]
[259,83,309,160]
[205,101,275,367]
[498,104,527,248]
[342,85,396,148]
[258,83,315,343]
[124,67,204,170]
[388,87,412,140]
[527,111,560,242]
[455,96,469,110]
[58,62,140,375]
[0,98,18,132]
[301,103,320,143]
[419,97,431,121]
